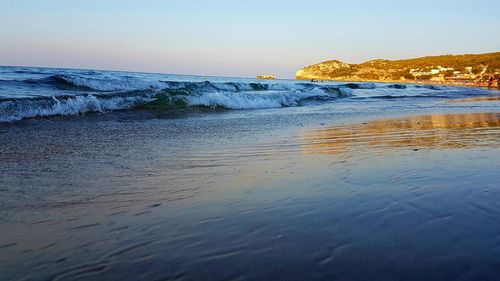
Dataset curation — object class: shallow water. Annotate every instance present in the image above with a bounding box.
[2,67,500,280]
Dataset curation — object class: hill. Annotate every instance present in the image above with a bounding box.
[296,52,500,86]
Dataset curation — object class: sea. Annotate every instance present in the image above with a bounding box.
[1,65,498,123]
[2,66,500,280]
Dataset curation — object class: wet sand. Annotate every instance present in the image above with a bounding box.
[448,96,500,103]
[1,109,500,280]
[301,112,500,154]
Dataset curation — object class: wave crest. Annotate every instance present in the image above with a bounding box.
[0,80,352,122]
[0,95,153,122]
[2,75,363,93]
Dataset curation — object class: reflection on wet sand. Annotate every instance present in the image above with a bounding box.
[448,96,500,103]
[301,113,500,155]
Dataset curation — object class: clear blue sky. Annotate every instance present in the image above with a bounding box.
[1,0,499,78]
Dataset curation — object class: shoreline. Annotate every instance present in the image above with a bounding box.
[296,77,500,89]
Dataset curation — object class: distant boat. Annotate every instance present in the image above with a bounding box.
[256,75,276,80]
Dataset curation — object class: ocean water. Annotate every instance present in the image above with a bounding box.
[2,66,500,280]
[1,65,498,123]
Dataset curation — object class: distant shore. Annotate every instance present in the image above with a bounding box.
[295,51,500,89]
[296,77,500,89]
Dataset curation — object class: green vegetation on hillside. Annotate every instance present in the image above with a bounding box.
[296,52,500,82]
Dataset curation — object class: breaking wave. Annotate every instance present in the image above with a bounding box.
[0,95,151,122]
[0,75,354,122]
[3,70,487,123]
[414,84,445,90]
[352,94,451,100]
[339,83,377,89]
[387,84,407,89]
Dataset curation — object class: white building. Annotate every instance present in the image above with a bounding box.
[439,67,454,71]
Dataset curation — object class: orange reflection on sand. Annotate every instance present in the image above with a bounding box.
[300,113,500,155]
[448,96,500,103]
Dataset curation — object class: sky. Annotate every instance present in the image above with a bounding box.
[1,0,499,78]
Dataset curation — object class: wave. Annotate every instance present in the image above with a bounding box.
[0,95,152,122]
[414,84,445,90]
[373,94,451,99]
[1,75,361,93]
[339,83,377,89]
[6,73,477,123]
[386,84,407,89]
[13,70,51,75]
[352,94,451,100]
[57,75,165,91]
[0,78,353,122]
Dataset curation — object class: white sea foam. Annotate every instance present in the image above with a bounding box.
[57,75,354,94]
[185,92,289,109]
[0,75,355,122]
[183,89,342,109]
[356,83,377,89]
[0,85,349,122]
[0,95,152,122]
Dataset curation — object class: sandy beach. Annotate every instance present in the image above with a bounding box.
[2,87,500,280]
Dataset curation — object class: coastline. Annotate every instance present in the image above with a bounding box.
[296,77,500,89]
[295,51,500,90]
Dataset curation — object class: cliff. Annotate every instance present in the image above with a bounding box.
[296,52,500,86]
